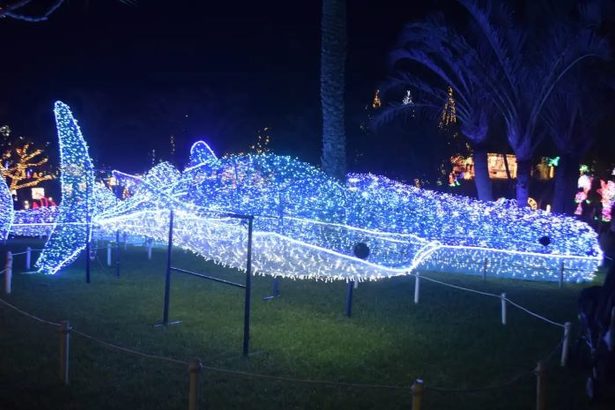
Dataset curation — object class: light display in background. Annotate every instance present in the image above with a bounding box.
[574,167,615,223]
[8,101,604,283]
[0,176,14,240]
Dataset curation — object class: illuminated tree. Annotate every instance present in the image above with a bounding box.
[320,0,347,180]
[1,130,54,191]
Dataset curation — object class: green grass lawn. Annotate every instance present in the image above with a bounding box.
[0,238,606,409]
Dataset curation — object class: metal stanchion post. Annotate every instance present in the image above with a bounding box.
[243,216,253,358]
[501,292,507,325]
[560,322,571,367]
[59,320,71,385]
[4,251,12,295]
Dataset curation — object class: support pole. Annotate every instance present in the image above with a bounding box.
[162,210,174,326]
[242,216,253,358]
[4,251,12,295]
[85,178,91,284]
[501,292,507,325]
[147,239,153,260]
[414,272,420,304]
[560,322,571,367]
[535,361,546,410]
[411,378,424,410]
[59,320,71,385]
[559,261,565,288]
[85,234,91,284]
[345,281,354,317]
[609,307,615,351]
[25,246,31,270]
[188,359,203,410]
[123,232,128,250]
[107,243,112,266]
[482,258,488,281]
[115,231,121,278]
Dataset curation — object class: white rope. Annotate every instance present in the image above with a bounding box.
[414,272,566,328]
[413,273,501,298]
[11,252,27,256]
[0,297,61,327]
[504,298,565,328]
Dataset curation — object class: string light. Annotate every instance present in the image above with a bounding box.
[0,176,13,240]
[35,102,94,275]
[11,102,603,283]
[439,86,457,128]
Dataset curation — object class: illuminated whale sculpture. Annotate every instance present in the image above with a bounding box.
[8,102,603,282]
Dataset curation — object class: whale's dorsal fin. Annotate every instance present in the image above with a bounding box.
[188,141,217,169]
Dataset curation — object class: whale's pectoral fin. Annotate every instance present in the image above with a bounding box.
[36,101,95,274]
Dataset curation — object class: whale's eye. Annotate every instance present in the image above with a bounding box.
[353,242,370,260]
[538,236,551,247]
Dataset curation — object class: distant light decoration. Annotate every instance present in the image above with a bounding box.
[0,125,11,138]
[438,86,457,128]
[9,102,603,283]
[372,89,382,109]
[527,197,538,210]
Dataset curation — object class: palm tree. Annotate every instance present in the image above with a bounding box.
[543,74,607,214]
[320,0,347,180]
[0,0,134,22]
[456,0,608,206]
[387,19,494,201]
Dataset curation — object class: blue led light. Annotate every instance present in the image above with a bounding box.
[0,176,14,240]
[35,102,95,275]
[10,102,603,282]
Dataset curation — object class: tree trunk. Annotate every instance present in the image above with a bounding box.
[472,145,493,201]
[320,0,347,180]
[515,159,532,207]
[552,154,579,215]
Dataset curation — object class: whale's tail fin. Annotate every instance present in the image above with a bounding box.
[36,101,95,274]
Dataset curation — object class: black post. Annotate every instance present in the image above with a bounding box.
[85,178,91,284]
[272,277,280,297]
[162,209,174,326]
[345,281,354,317]
[115,230,121,278]
[242,216,253,357]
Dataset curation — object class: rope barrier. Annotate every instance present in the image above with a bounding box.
[412,272,566,328]
[0,297,61,327]
[412,273,500,299]
[71,329,188,366]
[10,252,27,256]
[0,295,570,395]
[504,298,565,328]
[427,339,563,393]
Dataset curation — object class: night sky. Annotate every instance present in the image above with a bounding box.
[1,0,613,178]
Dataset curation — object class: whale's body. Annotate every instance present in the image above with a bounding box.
[1,102,602,282]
